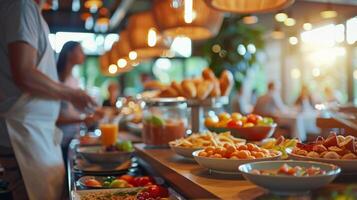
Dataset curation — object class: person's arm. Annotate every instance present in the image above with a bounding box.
[56,114,84,125]
[8,42,69,100]
[8,42,96,111]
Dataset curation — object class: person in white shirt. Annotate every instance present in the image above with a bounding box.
[0,0,96,199]
[253,82,288,117]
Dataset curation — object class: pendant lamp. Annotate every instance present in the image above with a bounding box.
[152,0,223,41]
[127,11,171,59]
[204,0,294,14]
[99,52,118,76]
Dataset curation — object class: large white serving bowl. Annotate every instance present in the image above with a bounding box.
[239,160,341,195]
[288,153,357,172]
[77,146,134,164]
[169,143,203,158]
[192,150,281,173]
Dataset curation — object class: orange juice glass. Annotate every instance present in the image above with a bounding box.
[100,123,118,146]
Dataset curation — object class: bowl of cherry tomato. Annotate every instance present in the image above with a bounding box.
[205,113,276,141]
[239,160,340,194]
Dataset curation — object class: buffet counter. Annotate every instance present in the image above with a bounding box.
[135,143,357,200]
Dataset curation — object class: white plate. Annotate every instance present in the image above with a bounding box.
[192,150,282,173]
[77,146,133,164]
[169,143,203,158]
[239,160,341,195]
[289,153,357,172]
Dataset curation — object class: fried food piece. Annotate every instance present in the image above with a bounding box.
[219,70,234,96]
[197,80,214,100]
[181,80,197,99]
[202,68,216,81]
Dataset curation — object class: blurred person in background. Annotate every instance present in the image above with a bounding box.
[103,82,120,107]
[56,41,102,161]
[295,84,315,112]
[231,86,251,115]
[250,88,258,106]
[324,87,342,104]
[0,0,95,199]
[253,82,288,117]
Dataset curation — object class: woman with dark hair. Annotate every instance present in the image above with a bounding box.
[56,41,101,158]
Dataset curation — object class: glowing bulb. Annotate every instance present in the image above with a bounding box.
[212,44,221,53]
[303,23,313,31]
[84,0,102,10]
[284,18,296,27]
[320,10,337,19]
[237,44,246,55]
[129,51,137,60]
[108,64,118,74]
[312,68,320,77]
[147,28,157,47]
[291,68,301,79]
[275,13,288,22]
[184,0,194,24]
[117,58,127,68]
[289,36,298,45]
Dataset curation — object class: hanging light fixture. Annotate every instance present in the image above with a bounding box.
[152,0,224,41]
[127,11,171,59]
[284,17,296,26]
[275,12,288,22]
[205,0,294,14]
[320,3,338,19]
[111,34,136,73]
[99,52,118,76]
[303,22,313,31]
[84,0,103,10]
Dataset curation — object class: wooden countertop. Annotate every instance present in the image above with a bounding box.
[135,143,357,200]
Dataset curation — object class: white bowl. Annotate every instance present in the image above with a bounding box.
[239,160,341,195]
[289,153,357,172]
[77,146,133,164]
[192,150,281,173]
[169,143,203,158]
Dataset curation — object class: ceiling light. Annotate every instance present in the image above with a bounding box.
[129,51,138,60]
[320,10,338,19]
[275,12,288,22]
[312,68,320,77]
[117,58,127,68]
[320,3,337,19]
[205,0,295,14]
[242,15,258,25]
[291,68,301,79]
[284,17,296,26]
[212,44,221,53]
[289,36,298,45]
[84,0,103,10]
[303,23,313,31]
[108,64,118,74]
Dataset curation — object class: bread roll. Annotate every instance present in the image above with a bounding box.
[192,78,203,88]
[181,80,197,99]
[202,68,216,81]
[197,80,214,100]
[219,70,234,96]
[143,80,167,90]
[171,81,184,97]
[159,86,179,98]
[210,79,221,97]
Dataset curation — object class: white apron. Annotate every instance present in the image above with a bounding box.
[1,17,65,199]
